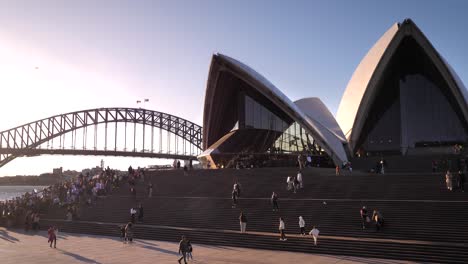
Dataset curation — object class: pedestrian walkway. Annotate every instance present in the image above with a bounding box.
[0,227,412,264]
[42,218,468,248]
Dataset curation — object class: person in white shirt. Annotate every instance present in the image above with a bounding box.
[309,226,320,246]
[279,217,287,241]
[286,176,292,191]
[297,171,303,189]
[130,208,137,223]
[299,216,306,235]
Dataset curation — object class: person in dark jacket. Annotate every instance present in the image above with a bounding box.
[239,211,247,233]
[138,204,144,222]
[459,170,466,192]
[232,189,238,208]
[178,235,189,264]
[360,206,368,229]
[271,192,279,211]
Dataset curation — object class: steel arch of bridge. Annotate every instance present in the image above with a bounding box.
[0,107,203,168]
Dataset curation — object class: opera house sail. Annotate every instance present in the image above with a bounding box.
[337,19,468,157]
[199,54,348,168]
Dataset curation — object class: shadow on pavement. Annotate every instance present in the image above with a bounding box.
[58,249,102,264]
[0,229,20,243]
[139,244,179,256]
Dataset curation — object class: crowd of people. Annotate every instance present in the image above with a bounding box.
[445,170,466,192]
[360,206,385,231]
[0,166,125,231]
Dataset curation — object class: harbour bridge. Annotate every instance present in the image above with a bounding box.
[0,108,203,168]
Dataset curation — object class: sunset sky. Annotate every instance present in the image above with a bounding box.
[0,0,467,176]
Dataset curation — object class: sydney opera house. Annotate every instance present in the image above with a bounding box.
[198,19,468,168]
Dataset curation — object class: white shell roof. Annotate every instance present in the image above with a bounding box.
[336,19,468,152]
[336,23,400,138]
[217,54,349,164]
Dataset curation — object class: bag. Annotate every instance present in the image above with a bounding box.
[366,216,370,223]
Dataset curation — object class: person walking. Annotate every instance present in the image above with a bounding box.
[120,225,126,242]
[446,170,453,191]
[299,216,306,235]
[47,226,57,248]
[125,222,134,243]
[360,206,368,229]
[459,170,466,192]
[335,165,340,176]
[279,217,287,241]
[186,239,193,260]
[239,211,247,233]
[138,204,144,223]
[271,192,279,211]
[309,226,320,246]
[178,235,189,264]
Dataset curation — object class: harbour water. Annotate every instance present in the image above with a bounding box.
[0,186,48,201]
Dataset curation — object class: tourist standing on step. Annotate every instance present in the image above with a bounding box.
[360,206,368,229]
[232,189,238,208]
[279,217,287,241]
[299,216,306,235]
[372,210,384,231]
[271,192,279,211]
[286,176,293,191]
[239,211,247,233]
[147,183,153,198]
[178,235,189,264]
[459,170,466,192]
[309,226,320,246]
[32,212,40,231]
[130,207,137,223]
[234,181,241,197]
[293,176,299,193]
[138,204,144,222]
[297,171,303,189]
[446,170,453,191]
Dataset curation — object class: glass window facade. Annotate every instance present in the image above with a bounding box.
[244,95,289,132]
[243,95,323,154]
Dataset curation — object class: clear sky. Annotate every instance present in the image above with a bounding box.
[0,0,467,176]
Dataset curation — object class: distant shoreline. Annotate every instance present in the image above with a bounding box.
[0,175,62,186]
[0,183,54,186]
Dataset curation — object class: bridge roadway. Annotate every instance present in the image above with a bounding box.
[0,148,197,160]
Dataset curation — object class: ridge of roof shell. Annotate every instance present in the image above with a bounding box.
[336,19,468,153]
[294,97,347,142]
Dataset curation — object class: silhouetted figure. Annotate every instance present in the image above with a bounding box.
[271,192,279,211]
[178,235,189,264]
[138,204,144,222]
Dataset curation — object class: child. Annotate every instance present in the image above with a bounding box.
[309,226,320,246]
[47,226,57,248]
[120,225,126,242]
[186,240,193,260]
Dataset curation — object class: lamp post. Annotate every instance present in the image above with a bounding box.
[136,99,149,109]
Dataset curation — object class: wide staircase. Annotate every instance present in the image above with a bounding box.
[41,168,468,263]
